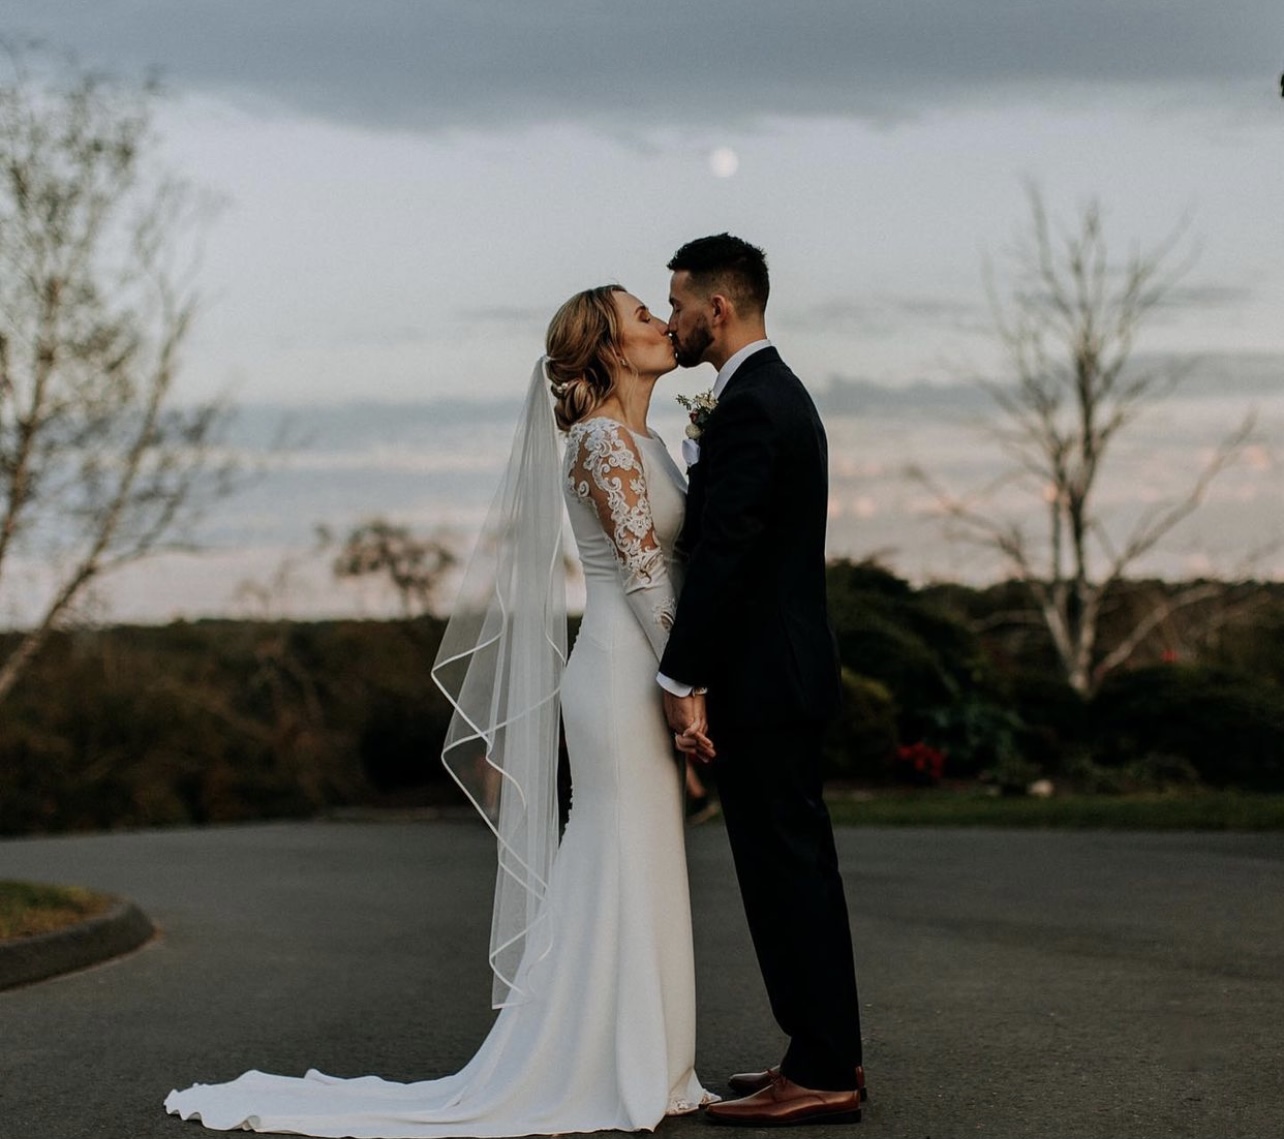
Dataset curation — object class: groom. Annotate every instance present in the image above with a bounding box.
[659,234,865,1126]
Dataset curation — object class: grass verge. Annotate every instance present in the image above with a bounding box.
[824,789,1284,830]
[0,881,113,940]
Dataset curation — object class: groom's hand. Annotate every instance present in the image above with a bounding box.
[665,692,716,763]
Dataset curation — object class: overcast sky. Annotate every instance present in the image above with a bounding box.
[3,2,1281,619]
[4,2,1282,405]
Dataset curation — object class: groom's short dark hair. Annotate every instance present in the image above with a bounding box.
[668,233,769,316]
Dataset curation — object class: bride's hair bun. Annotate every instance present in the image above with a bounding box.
[545,285,624,432]
[546,371,596,431]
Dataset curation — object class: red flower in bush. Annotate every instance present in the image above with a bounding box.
[895,741,947,785]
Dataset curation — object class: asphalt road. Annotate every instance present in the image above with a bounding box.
[1,820,1282,1139]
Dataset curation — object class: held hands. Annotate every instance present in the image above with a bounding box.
[663,691,716,764]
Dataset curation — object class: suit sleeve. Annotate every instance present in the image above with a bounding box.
[659,391,779,687]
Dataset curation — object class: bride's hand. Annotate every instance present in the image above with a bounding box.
[674,693,716,762]
[675,726,716,762]
[664,691,715,761]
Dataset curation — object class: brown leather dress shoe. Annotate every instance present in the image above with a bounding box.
[727,1064,867,1102]
[704,1073,862,1127]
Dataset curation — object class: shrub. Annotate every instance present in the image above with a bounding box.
[0,618,462,835]
[1090,665,1284,790]
[823,671,899,782]
[826,560,1019,773]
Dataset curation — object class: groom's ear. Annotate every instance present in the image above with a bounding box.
[709,292,732,326]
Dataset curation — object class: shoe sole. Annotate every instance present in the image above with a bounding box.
[726,1080,868,1103]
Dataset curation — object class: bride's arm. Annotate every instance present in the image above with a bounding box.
[568,420,676,662]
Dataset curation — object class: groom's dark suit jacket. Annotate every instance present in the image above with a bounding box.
[660,346,841,730]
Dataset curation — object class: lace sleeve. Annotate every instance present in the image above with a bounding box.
[568,420,676,661]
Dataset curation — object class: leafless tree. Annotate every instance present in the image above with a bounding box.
[332,518,456,617]
[0,44,233,702]
[915,186,1254,696]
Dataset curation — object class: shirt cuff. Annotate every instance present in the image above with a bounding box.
[657,672,708,697]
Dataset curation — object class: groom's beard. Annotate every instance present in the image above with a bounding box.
[671,319,713,368]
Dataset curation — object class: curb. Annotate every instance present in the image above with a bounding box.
[0,898,154,993]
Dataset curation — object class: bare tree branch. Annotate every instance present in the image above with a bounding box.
[917,185,1257,695]
[0,43,236,703]
[1090,582,1223,686]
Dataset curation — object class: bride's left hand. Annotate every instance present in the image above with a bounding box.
[675,702,716,762]
[675,728,716,763]
[666,692,715,761]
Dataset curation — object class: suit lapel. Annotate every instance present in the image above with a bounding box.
[695,346,779,450]
[679,347,780,558]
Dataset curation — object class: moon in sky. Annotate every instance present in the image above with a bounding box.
[708,147,739,178]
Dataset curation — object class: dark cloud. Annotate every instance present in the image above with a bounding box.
[777,295,985,336]
[4,1,1276,133]
[818,350,1284,417]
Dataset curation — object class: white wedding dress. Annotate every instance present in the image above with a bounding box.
[165,417,712,1137]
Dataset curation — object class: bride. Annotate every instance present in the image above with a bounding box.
[165,285,717,1137]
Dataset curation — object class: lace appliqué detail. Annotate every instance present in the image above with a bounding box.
[566,419,664,593]
[565,418,677,661]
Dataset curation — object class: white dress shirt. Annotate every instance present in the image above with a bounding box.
[660,339,773,699]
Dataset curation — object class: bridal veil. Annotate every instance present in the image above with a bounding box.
[430,358,566,1009]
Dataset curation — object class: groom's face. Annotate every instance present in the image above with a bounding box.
[667,271,714,368]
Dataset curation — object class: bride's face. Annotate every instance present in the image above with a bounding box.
[612,291,677,379]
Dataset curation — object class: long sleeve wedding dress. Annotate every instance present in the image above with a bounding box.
[165,416,711,1137]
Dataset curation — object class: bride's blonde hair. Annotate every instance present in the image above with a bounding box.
[545,285,625,432]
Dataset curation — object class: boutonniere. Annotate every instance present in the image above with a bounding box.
[676,390,718,440]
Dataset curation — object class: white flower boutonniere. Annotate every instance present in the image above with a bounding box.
[676,390,718,440]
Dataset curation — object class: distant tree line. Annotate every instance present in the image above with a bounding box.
[2,559,1281,836]
[823,561,1283,794]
